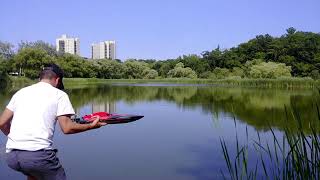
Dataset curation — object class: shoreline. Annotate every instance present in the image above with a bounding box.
[8,76,320,90]
[63,77,320,89]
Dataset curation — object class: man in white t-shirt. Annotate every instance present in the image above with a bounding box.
[0,64,106,180]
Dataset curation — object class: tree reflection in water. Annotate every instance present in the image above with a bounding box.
[0,84,318,133]
[64,84,319,133]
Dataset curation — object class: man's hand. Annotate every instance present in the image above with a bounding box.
[89,116,107,129]
[58,115,107,134]
[0,108,13,136]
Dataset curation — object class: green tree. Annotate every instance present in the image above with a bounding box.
[231,67,245,78]
[142,69,158,79]
[95,59,125,79]
[202,46,224,69]
[57,54,96,78]
[123,60,150,79]
[0,41,15,60]
[167,62,197,79]
[248,61,292,79]
[211,67,231,79]
[152,60,177,78]
[286,27,296,35]
[0,58,10,89]
[310,70,320,79]
[18,41,57,57]
[14,48,53,78]
[178,55,209,75]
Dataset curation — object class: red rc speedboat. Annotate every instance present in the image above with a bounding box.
[73,112,144,124]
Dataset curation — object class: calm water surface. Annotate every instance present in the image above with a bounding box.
[0,84,319,180]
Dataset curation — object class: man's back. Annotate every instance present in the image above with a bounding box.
[0,63,106,180]
[6,82,74,152]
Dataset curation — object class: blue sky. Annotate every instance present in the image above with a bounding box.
[0,0,319,60]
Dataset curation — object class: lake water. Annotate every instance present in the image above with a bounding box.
[0,84,319,179]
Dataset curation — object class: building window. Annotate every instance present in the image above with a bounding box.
[59,41,65,53]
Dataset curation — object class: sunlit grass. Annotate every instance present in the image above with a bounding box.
[64,77,320,89]
[7,76,320,89]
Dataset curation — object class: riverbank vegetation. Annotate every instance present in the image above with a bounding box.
[220,103,320,179]
[3,81,317,133]
[1,28,320,89]
[62,77,320,89]
[0,59,10,90]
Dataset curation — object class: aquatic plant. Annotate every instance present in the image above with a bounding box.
[220,103,320,179]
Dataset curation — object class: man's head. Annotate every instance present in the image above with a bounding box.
[39,63,64,90]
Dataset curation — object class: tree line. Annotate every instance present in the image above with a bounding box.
[0,27,320,86]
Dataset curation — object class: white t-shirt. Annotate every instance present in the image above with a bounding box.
[6,82,75,152]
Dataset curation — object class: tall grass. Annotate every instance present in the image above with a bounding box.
[220,103,320,179]
[214,77,320,89]
[8,77,320,89]
[64,77,320,89]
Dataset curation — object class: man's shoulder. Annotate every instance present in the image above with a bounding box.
[45,84,69,99]
[57,89,69,99]
[14,83,35,95]
[15,82,44,94]
[15,82,68,98]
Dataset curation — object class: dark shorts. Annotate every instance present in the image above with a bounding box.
[5,149,66,180]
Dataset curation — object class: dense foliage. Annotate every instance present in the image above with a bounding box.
[0,28,319,81]
[0,58,10,90]
[167,62,197,79]
[0,41,13,89]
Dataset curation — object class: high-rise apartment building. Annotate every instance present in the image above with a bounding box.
[91,41,116,60]
[56,34,80,55]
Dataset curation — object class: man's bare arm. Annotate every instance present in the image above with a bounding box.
[58,115,107,134]
[0,108,13,136]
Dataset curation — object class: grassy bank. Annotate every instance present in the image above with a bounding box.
[7,77,320,89]
[64,77,320,89]
[8,76,35,90]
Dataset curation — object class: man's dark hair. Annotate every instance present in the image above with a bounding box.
[39,69,58,80]
[39,63,65,90]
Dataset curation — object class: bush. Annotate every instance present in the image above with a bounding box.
[167,62,198,79]
[124,60,150,79]
[310,70,320,79]
[212,67,231,79]
[231,67,245,78]
[199,71,212,78]
[248,61,292,79]
[95,59,124,79]
[143,69,158,79]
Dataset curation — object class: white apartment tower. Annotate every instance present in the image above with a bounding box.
[56,34,80,55]
[91,41,116,60]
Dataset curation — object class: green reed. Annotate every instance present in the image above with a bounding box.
[9,77,320,89]
[220,103,320,180]
[64,77,320,89]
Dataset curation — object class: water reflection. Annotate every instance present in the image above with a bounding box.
[75,101,116,115]
[0,84,319,179]
[1,84,318,132]
[65,84,319,133]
